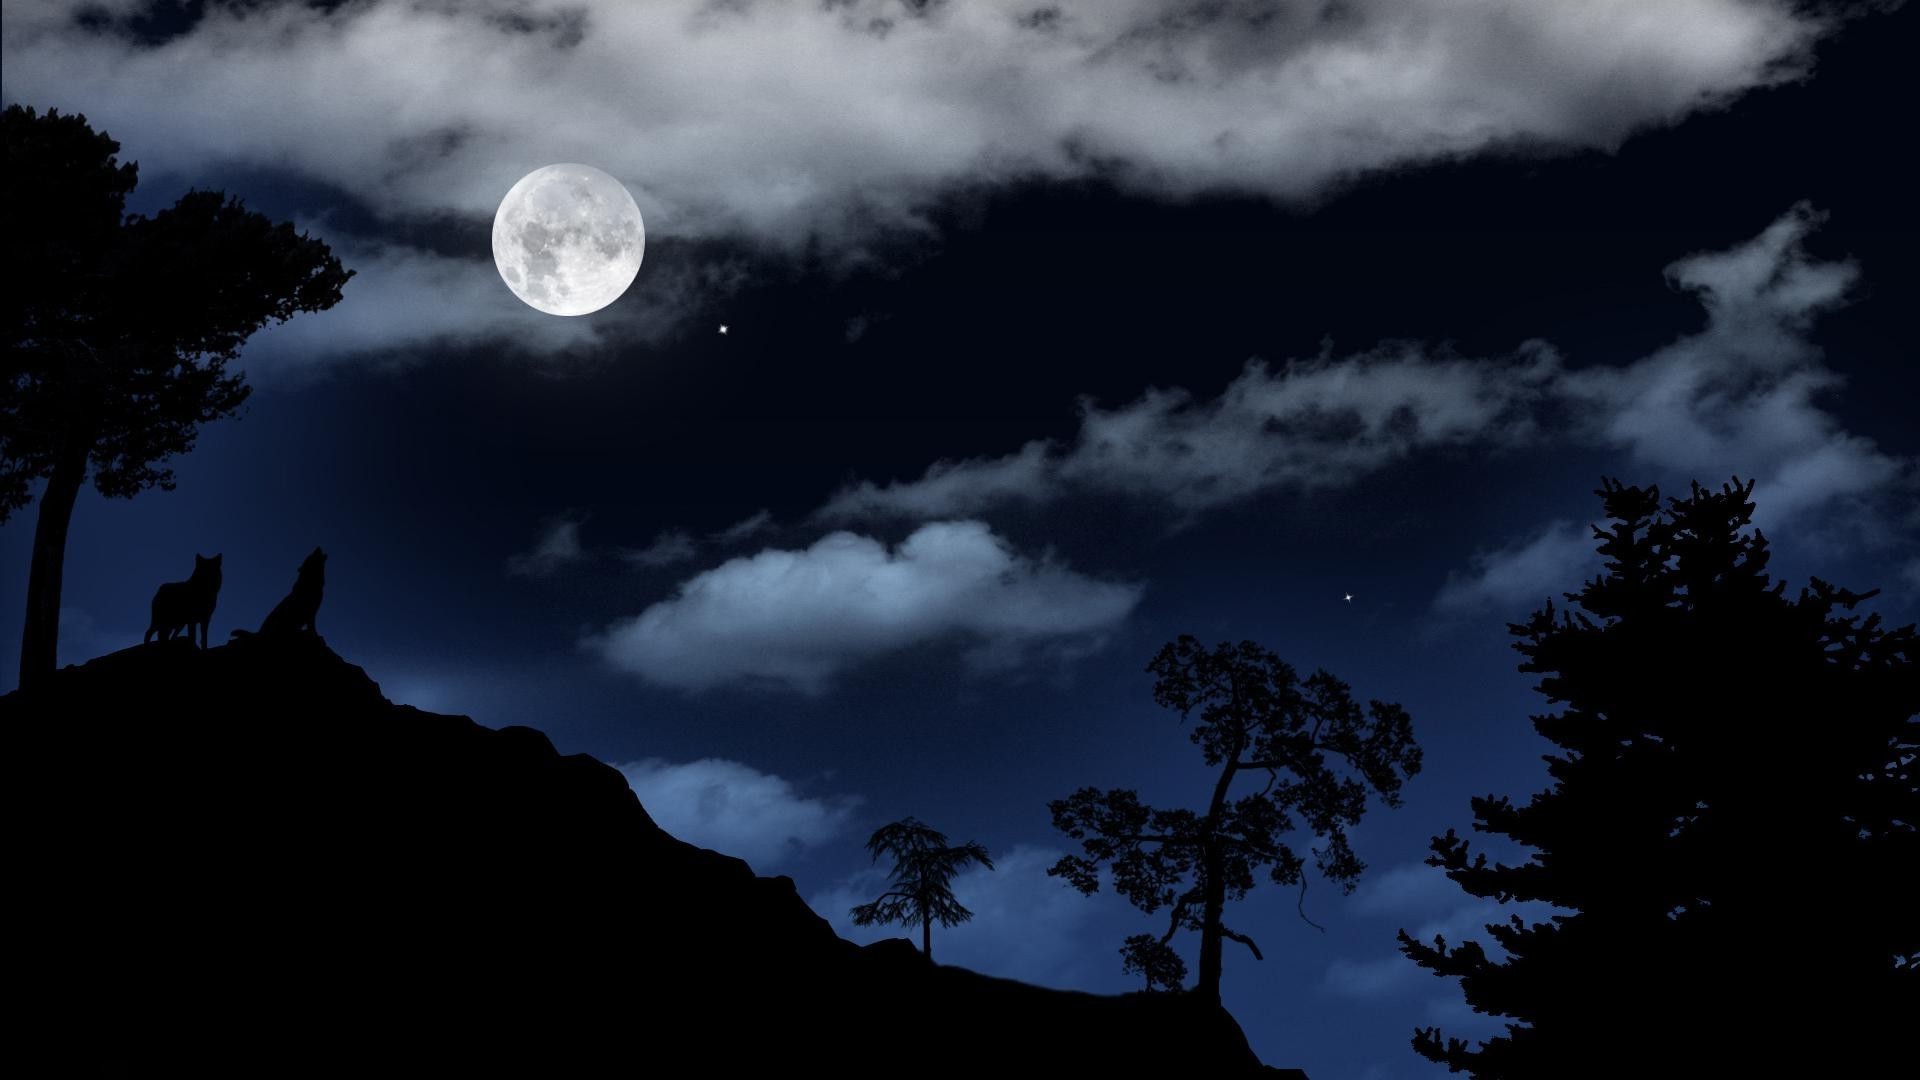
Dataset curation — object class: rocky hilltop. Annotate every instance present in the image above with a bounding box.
[8,636,1300,1076]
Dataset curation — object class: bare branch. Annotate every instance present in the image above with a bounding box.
[1219,925,1264,961]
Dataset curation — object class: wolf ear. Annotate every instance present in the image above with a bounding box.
[211,554,223,564]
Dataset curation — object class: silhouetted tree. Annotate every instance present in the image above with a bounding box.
[3,105,351,689]
[1399,478,1919,1077]
[850,817,994,962]
[1051,636,1422,1004]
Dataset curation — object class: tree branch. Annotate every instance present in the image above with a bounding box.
[1295,877,1326,933]
[1220,925,1264,961]
[1159,896,1192,945]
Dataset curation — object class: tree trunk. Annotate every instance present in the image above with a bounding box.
[18,433,89,692]
[1195,839,1227,1004]
[922,914,932,962]
[1195,710,1247,1006]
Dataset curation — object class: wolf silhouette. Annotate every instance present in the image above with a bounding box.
[233,547,327,640]
[146,554,223,648]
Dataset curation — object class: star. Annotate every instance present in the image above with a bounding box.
[1343,593,1354,603]
[718,323,729,335]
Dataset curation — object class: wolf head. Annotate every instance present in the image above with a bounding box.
[300,547,327,575]
[193,553,223,577]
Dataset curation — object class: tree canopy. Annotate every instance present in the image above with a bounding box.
[1399,478,1919,1077]
[1051,636,1422,1002]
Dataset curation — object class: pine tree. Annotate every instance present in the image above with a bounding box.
[1400,478,1918,1076]
[850,817,993,962]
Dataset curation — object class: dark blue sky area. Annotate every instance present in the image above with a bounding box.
[5,4,1917,1077]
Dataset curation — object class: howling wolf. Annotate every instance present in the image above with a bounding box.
[146,554,223,648]
[233,547,327,639]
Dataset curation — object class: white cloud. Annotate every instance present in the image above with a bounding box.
[3,0,1833,253]
[506,512,588,577]
[238,238,600,374]
[1432,520,1597,617]
[1430,205,1912,616]
[710,509,775,546]
[615,757,860,870]
[234,223,741,367]
[795,206,1909,611]
[821,343,1564,522]
[619,529,699,569]
[1558,203,1903,527]
[588,520,1141,692]
[811,844,1105,987]
[828,207,1907,536]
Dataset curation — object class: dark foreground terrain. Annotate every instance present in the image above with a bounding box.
[8,636,1299,1076]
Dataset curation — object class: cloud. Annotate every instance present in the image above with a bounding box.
[811,844,1107,988]
[619,529,699,569]
[1324,954,1422,998]
[802,207,1911,601]
[4,0,1834,255]
[515,519,708,575]
[1432,520,1599,618]
[238,237,601,374]
[234,223,744,368]
[586,520,1142,693]
[1428,205,1913,616]
[709,509,774,546]
[828,207,1906,533]
[1558,203,1904,526]
[615,757,860,870]
[1348,859,1477,918]
[506,512,588,578]
[1324,859,1563,1000]
[821,344,1565,522]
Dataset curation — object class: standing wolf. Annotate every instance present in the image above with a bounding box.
[233,547,326,639]
[146,554,223,648]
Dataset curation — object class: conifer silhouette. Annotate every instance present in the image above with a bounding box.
[1400,478,1919,1076]
[850,817,993,962]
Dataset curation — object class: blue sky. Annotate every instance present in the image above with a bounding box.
[5,3,1917,1077]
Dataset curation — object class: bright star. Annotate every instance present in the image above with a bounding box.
[718,323,729,334]
[1343,593,1354,603]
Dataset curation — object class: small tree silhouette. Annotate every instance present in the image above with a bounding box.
[3,105,351,689]
[849,817,993,962]
[1399,478,1919,1077]
[1050,636,1423,1004]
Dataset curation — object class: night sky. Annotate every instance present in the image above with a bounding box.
[5,2,1917,1077]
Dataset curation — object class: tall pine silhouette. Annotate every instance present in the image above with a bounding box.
[1400,479,1918,1076]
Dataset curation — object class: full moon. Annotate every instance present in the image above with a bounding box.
[492,163,645,316]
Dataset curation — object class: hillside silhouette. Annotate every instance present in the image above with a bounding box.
[6,635,1300,1077]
